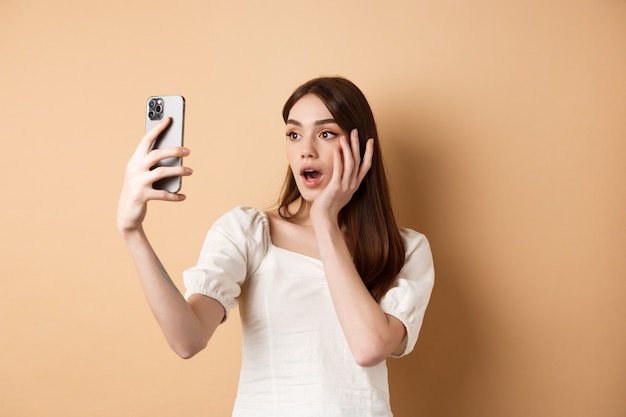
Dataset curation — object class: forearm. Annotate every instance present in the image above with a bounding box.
[122,227,223,358]
[313,218,404,366]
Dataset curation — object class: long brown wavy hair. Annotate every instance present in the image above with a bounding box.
[278,77,405,302]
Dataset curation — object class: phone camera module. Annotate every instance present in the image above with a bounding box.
[148,98,164,120]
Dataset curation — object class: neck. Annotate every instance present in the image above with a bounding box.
[286,198,312,226]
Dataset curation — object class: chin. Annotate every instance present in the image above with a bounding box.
[298,193,317,204]
[295,188,318,204]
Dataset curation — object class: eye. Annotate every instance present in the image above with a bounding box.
[319,130,337,140]
[286,131,301,141]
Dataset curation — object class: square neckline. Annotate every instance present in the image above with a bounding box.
[260,209,323,263]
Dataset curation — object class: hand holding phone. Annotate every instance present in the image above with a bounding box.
[145,95,186,193]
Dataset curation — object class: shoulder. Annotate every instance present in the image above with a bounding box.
[399,227,431,257]
[205,207,270,271]
[208,207,271,254]
[398,227,434,279]
[213,206,270,237]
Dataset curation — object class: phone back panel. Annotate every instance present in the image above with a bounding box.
[145,95,185,193]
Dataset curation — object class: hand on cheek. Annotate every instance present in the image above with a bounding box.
[311,130,374,224]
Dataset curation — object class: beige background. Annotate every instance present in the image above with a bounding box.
[1,0,625,416]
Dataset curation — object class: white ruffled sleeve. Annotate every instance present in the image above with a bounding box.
[183,207,269,320]
[380,228,435,358]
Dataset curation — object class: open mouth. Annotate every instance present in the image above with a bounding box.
[302,169,321,181]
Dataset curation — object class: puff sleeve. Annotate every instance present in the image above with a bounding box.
[380,228,435,358]
[183,207,269,320]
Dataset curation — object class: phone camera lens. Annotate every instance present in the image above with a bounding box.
[147,98,165,120]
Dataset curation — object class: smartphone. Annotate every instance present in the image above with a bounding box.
[145,95,186,193]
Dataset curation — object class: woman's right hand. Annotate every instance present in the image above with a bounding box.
[117,117,192,236]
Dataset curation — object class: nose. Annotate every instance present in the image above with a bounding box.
[300,135,317,159]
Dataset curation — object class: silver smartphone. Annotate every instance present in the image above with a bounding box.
[145,95,186,193]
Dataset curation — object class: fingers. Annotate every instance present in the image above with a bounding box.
[146,165,193,190]
[123,164,192,210]
[349,129,362,167]
[124,126,192,204]
[339,136,356,184]
[134,117,172,157]
[357,138,374,183]
[147,187,188,202]
[341,129,374,187]
[143,145,190,171]
[325,143,341,189]
[126,118,189,173]
[118,120,189,232]
[126,145,191,183]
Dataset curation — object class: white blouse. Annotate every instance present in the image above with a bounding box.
[184,207,434,417]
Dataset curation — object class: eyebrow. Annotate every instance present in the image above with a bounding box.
[286,118,337,126]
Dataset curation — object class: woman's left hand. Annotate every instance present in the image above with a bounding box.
[310,129,374,223]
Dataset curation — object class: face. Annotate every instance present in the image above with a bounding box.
[285,94,346,203]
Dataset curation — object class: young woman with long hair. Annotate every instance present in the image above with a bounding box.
[117,76,434,416]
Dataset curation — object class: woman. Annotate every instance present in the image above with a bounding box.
[117,77,434,416]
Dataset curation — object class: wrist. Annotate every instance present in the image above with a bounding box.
[310,210,339,230]
[119,224,146,242]
[311,215,344,245]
